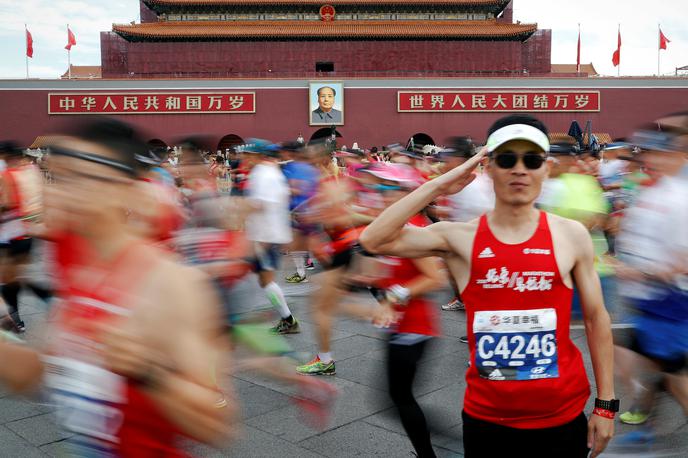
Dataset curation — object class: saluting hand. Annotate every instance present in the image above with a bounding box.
[431,147,487,196]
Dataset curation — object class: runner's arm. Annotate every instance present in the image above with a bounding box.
[404,257,447,296]
[0,337,44,393]
[150,273,238,446]
[102,269,238,446]
[570,223,614,456]
[360,149,485,258]
[572,223,614,399]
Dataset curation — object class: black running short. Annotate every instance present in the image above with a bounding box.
[462,411,590,458]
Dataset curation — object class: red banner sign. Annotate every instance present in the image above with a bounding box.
[48,92,256,115]
[398,91,600,112]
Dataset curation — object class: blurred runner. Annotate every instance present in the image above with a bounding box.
[612,126,688,443]
[295,147,373,376]
[364,163,445,458]
[361,115,616,458]
[281,141,320,284]
[0,141,52,333]
[244,139,299,334]
[169,153,339,430]
[0,119,237,456]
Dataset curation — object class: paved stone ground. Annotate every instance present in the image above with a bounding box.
[1,248,686,457]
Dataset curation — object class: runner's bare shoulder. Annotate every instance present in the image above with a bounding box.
[543,212,593,264]
[430,219,480,257]
[137,244,219,312]
[544,212,590,241]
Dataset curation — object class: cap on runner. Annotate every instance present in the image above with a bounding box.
[244,138,281,157]
[361,163,425,189]
[486,123,550,153]
[630,129,682,153]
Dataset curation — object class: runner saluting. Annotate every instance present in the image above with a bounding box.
[360,115,616,458]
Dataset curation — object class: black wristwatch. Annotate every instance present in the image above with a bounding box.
[594,398,620,412]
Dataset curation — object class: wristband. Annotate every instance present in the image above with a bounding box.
[592,407,615,419]
[385,284,411,306]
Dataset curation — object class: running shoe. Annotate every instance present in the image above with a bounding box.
[270,317,300,335]
[306,259,316,270]
[442,298,465,311]
[296,356,336,376]
[1,316,25,334]
[285,273,308,284]
[619,410,650,425]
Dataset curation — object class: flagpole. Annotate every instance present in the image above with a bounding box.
[67,24,71,79]
[577,23,581,74]
[616,23,621,78]
[24,24,29,79]
[658,24,661,77]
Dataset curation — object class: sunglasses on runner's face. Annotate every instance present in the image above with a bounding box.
[492,151,547,170]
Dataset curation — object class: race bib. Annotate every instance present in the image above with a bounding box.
[473,308,559,381]
[43,355,125,452]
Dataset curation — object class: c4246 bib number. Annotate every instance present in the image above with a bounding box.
[473,308,559,381]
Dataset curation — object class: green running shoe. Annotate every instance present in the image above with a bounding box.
[296,356,336,376]
[270,317,300,335]
[285,273,308,283]
[619,411,650,425]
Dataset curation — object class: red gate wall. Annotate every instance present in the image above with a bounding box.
[1,81,686,148]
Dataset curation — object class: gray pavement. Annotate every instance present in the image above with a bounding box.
[1,256,687,457]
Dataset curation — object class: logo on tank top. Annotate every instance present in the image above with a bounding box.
[523,248,551,255]
[476,267,554,292]
[488,369,505,380]
[478,247,495,258]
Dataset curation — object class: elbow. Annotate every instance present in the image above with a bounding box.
[583,305,611,331]
[358,229,380,255]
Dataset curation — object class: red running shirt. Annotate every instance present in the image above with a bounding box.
[461,211,589,429]
[46,234,188,457]
[377,214,439,337]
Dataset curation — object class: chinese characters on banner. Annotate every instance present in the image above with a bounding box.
[48,92,256,114]
[398,91,600,112]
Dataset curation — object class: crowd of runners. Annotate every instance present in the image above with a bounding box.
[0,112,685,457]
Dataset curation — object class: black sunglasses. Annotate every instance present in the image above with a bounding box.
[493,151,547,170]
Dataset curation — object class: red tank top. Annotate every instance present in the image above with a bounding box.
[377,214,439,336]
[461,211,589,429]
[46,235,188,457]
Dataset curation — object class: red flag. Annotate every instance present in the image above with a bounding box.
[65,27,76,50]
[576,27,581,73]
[659,28,670,50]
[612,28,621,67]
[26,29,33,58]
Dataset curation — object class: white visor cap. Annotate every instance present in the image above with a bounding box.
[486,124,550,153]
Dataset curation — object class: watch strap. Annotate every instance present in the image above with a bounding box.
[594,398,620,412]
